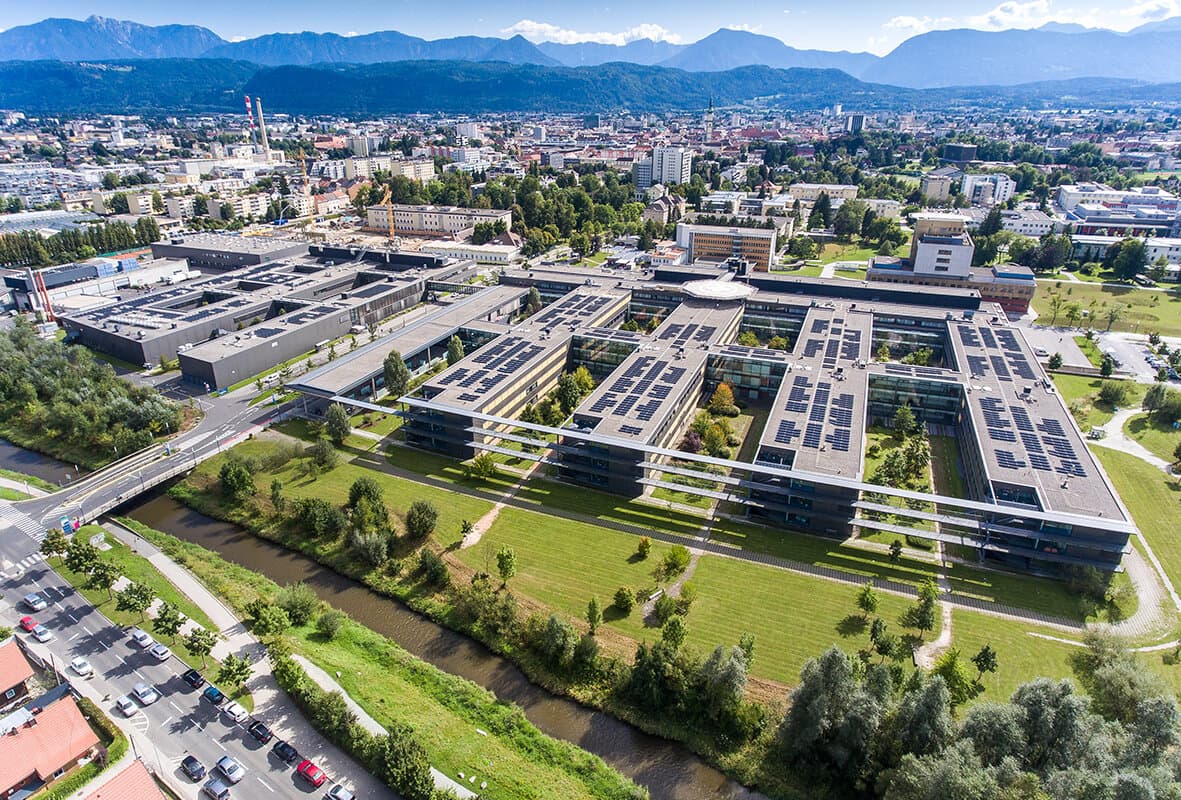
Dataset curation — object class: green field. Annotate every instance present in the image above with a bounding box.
[1033,282,1181,337]
[1125,412,1181,464]
[1052,374,1145,430]
[774,264,825,277]
[817,242,876,265]
[1074,335,1105,368]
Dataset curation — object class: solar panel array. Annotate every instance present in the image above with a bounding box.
[975,393,1088,478]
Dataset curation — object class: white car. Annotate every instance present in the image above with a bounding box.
[22,593,47,612]
[132,682,159,705]
[129,628,154,648]
[31,625,53,643]
[221,700,248,724]
[147,643,171,662]
[115,696,137,717]
[69,657,93,678]
[215,755,245,784]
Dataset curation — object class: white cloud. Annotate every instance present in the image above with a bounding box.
[343,31,360,37]
[500,19,681,45]
[229,35,247,42]
[725,23,764,33]
[968,0,1054,29]
[1119,0,1180,21]
[885,15,953,33]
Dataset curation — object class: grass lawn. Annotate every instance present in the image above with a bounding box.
[0,487,29,500]
[350,410,403,438]
[1033,282,1181,337]
[1125,412,1181,464]
[817,242,876,265]
[126,520,641,800]
[1074,335,1105,368]
[775,264,825,277]
[863,426,905,479]
[951,611,1079,701]
[50,529,222,674]
[1052,374,1144,430]
[686,556,927,684]
[1091,447,1181,591]
[0,468,57,493]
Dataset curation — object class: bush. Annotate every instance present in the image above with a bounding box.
[252,604,291,636]
[418,549,449,587]
[309,438,338,470]
[1097,380,1131,407]
[662,545,691,577]
[405,501,438,539]
[350,529,388,567]
[277,582,320,626]
[291,497,348,539]
[676,581,698,615]
[654,593,677,625]
[316,609,347,640]
[637,537,652,559]
[614,587,635,614]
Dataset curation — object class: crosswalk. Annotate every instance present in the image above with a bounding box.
[0,503,48,543]
[9,552,45,572]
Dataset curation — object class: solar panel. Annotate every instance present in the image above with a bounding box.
[828,429,851,452]
[802,423,823,449]
[980,328,998,349]
[619,424,643,436]
[990,355,1011,379]
[988,427,1016,442]
[1029,453,1052,471]
[996,450,1026,470]
[774,420,800,445]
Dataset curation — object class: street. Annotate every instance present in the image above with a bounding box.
[0,560,392,799]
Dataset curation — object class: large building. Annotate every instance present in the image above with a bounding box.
[652,146,692,186]
[1056,183,1180,214]
[789,183,859,203]
[309,266,1133,577]
[59,240,476,386]
[365,204,512,239]
[961,173,1017,207]
[675,221,778,270]
[909,213,975,276]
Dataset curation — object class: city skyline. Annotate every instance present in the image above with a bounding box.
[1,0,1180,55]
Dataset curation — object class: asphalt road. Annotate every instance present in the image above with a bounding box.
[0,561,382,800]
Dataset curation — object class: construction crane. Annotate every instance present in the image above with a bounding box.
[376,184,396,243]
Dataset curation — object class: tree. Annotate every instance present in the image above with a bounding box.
[654,593,677,625]
[889,540,903,562]
[465,452,498,479]
[277,582,319,626]
[572,365,595,394]
[586,597,602,635]
[1104,303,1126,332]
[496,545,517,587]
[737,330,760,347]
[1047,292,1066,326]
[41,528,69,559]
[832,199,868,241]
[115,581,153,621]
[216,654,252,693]
[269,479,284,511]
[932,648,980,707]
[446,335,465,366]
[539,615,578,669]
[316,610,347,641]
[903,577,940,639]
[86,560,119,600]
[64,538,98,575]
[972,644,998,679]
[309,438,337,470]
[556,372,582,416]
[371,724,436,800]
[808,191,833,229]
[661,615,687,649]
[637,536,652,559]
[525,286,542,315]
[709,382,738,415]
[893,403,916,435]
[1111,238,1149,280]
[881,739,999,800]
[219,460,255,501]
[856,581,879,620]
[253,604,291,636]
[324,403,351,446]
[405,500,438,539]
[383,350,411,398]
[1048,352,1063,370]
[151,601,185,642]
[978,207,1004,237]
[614,587,635,614]
[184,627,217,668]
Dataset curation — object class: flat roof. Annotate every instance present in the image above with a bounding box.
[153,232,306,257]
[290,285,527,396]
[573,299,743,442]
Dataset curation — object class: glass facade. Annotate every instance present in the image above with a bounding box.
[866,375,963,426]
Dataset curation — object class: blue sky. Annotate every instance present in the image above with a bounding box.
[3,0,1180,54]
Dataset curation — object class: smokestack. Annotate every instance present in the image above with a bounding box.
[244,95,256,146]
[255,98,270,162]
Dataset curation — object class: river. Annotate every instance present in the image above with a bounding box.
[0,444,762,800]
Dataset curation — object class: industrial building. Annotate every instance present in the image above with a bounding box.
[59,240,477,387]
[300,264,1133,577]
[148,233,309,272]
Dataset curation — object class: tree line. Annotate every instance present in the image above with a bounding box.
[0,217,161,267]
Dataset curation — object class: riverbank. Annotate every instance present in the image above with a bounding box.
[117,517,651,800]
[167,441,796,799]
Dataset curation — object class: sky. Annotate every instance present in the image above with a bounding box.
[2,0,1180,55]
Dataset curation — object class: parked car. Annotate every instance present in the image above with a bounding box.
[296,760,328,788]
[325,784,356,800]
[18,616,36,632]
[129,628,154,648]
[216,755,245,784]
[182,668,206,689]
[181,755,206,781]
[247,721,273,744]
[69,657,93,678]
[132,682,159,705]
[31,625,53,643]
[147,643,171,662]
[202,686,226,706]
[115,696,137,717]
[21,593,46,612]
[202,777,231,800]
[271,740,299,764]
[222,700,248,724]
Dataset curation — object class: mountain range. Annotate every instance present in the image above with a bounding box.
[8,15,1181,87]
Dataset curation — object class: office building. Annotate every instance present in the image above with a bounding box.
[365,205,512,238]
[920,173,954,203]
[652,147,693,186]
[789,183,859,203]
[909,213,975,276]
[942,142,978,164]
[962,173,1017,206]
[675,221,778,270]
[1056,183,1180,214]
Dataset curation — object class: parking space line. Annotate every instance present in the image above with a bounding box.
[169,701,183,713]
[256,777,275,793]
[209,736,226,751]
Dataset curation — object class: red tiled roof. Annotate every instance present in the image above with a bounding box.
[85,759,167,800]
[0,697,100,793]
[0,640,33,692]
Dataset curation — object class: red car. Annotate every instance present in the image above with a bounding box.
[18,616,36,632]
[296,760,327,788]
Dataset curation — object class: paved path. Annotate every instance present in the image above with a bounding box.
[461,450,546,549]
[0,477,47,498]
[1091,407,1173,471]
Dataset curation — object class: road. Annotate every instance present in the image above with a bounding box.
[0,559,391,799]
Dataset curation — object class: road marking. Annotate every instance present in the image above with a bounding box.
[69,633,81,641]
[256,777,275,793]
[80,626,91,635]
[169,701,183,713]
[163,716,172,726]
[209,735,226,751]
[133,668,146,680]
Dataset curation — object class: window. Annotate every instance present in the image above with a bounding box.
[4,688,14,699]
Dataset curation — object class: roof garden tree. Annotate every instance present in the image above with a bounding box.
[446,335,465,366]
[383,350,411,398]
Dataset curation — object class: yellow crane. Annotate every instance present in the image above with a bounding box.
[376,184,395,242]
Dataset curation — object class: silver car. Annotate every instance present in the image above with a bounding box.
[132,682,159,705]
[115,695,137,717]
[215,755,245,784]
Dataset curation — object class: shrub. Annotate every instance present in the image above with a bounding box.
[405,501,439,539]
[350,529,388,567]
[252,604,291,636]
[309,438,338,470]
[316,609,347,640]
[676,581,698,615]
[614,587,635,614]
[662,545,691,577]
[418,549,449,587]
[277,582,320,626]
[1097,380,1131,407]
[654,593,677,625]
[637,537,652,559]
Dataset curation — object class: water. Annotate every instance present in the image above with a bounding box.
[125,492,764,800]
[0,439,88,486]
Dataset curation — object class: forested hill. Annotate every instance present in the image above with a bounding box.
[1,58,1180,114]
